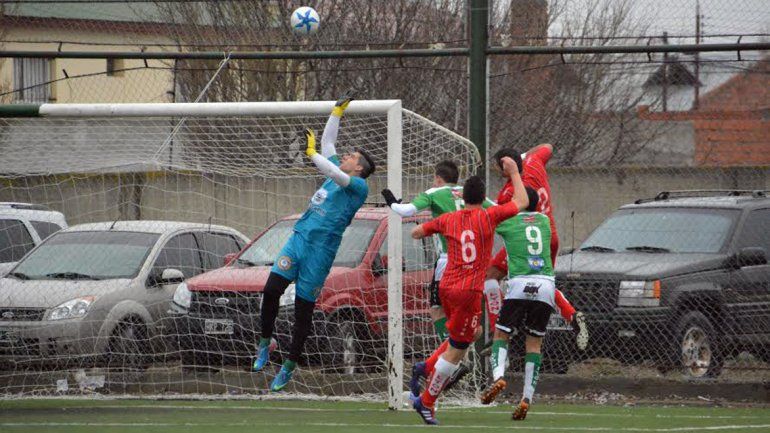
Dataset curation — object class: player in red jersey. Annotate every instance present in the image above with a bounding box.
[486,145,588,351]
[409,156,529,425]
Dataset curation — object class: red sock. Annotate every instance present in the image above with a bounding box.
[421,357,458,408]
[424,340,449,376]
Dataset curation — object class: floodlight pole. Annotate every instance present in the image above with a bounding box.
[469,0,489,183]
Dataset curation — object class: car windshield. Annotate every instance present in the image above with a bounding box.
[238,219,380,268]
[12,231,160,280]
[580,208,739,254]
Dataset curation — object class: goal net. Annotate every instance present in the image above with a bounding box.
[0,101,480,407]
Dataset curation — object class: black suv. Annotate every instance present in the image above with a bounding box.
[555,190,770,378]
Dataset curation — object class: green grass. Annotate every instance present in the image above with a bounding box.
[1,398,769,433]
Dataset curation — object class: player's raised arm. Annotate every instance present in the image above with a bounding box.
[412,214,444,240]
[382,188,420,217]
[320,91,354,158]
[490,156,529,223]
[523,143,553,163]
[304,128,352,187]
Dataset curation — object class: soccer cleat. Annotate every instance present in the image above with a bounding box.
[512,398,530,421]
[412,396,439,425]
[443,362,470,392]
[270,365,294,392]
[252,337,277,372]
[572,312,589,351]
[480,378,507,405]
[409,362,427,401]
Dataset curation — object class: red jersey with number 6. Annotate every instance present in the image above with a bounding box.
[421,200,521,292]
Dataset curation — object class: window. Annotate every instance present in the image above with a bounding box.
[0,219,35,263]
[106,58,125,77]
[14,231,159,280]
[152,233,203,279]
[13,58,52,103]
[736,209,770,252]
[197,232,243,270]
[378,222,433,271]
[30,221,62,241]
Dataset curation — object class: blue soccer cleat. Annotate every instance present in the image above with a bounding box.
[413,396,438,425]
[409,361,427,401]
[270,364,294,392]
[252,337,277,372]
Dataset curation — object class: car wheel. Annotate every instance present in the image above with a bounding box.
[675,311,723,379]
[107,318,149,371]
[328,318,365,374]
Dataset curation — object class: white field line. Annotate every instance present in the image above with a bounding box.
[2,422,770,431]
[21,404,767,421]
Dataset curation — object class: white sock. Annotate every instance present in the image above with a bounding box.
[483,279,502,315]
[427,357,459,397]
[523,362,538,402]
[493,346,507,381]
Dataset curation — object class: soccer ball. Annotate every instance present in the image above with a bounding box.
[290,6,320,35]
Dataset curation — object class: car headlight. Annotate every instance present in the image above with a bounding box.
[279,284,296,308]
[172,282,191,309]
[618,280,661,307]
[47,296,95,321]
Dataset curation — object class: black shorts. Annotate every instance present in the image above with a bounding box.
[428,255,443,308]
[496,299,552,337]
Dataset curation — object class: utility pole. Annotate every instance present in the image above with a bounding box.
[694,0,702,110]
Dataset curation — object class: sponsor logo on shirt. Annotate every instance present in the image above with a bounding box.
[311,188,328,205]
[523,282,541,300]
[523,215,537,224]
[528,256,545,271]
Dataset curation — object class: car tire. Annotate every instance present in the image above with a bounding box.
[106,318,149,372]
[327,317,367,374]
[674,311,723,379]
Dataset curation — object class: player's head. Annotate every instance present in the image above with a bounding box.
[340,148,376,179]
[525,186,539,212]
[462,175,486,205]
[434,160,459,186]
[492,148,522,177]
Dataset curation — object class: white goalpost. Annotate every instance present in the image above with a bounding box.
[0,100,479,409]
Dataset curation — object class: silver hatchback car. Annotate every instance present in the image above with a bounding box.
[0,220,248,368]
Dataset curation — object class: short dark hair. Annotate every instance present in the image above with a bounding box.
[525,187,539,212]
[462,175,485,205]
[434,160,459,184]
[493,148,522,173]
[355,148,376,179]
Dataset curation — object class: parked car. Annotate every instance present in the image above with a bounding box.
[0,220,248,369]
[0,203,67,277]
[554,190,770,378]
[170,208,438,371]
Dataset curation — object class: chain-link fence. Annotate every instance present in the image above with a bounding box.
[0,0,768,402]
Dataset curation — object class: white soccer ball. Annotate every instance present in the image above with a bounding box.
[290,6,320,35]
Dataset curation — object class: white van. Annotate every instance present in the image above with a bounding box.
[0,203,68,276]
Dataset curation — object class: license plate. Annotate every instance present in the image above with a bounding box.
[204,319,234,335]
[547,316,571,331]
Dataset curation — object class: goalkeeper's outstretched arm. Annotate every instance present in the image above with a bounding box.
[305,129,352,187]
[320,92,354,158]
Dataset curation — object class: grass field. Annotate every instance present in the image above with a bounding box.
[1,399,769,433]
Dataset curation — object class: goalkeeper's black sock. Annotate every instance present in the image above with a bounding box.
[260,272,291,340]
[288,296,316,363]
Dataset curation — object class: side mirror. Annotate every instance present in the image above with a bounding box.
[224,253,238,266]
[734,247,768,268]
[160,268,185,285]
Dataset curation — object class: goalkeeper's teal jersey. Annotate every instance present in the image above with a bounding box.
[411,185,494,253]
[293,155,368,248]
[495,212,553,278]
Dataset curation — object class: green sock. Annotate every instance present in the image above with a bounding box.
[259,337,271,348]
[434,317,448,341]
[283,360,297,372]
[523,352,542,402]
[490,339,508,381]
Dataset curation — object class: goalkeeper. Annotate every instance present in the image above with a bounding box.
[253,92,375,392]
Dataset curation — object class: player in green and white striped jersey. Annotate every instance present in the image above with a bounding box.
[479,189,556,421]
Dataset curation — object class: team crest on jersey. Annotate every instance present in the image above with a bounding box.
[528,256,545,271]
[311,188,328,206]
[277,256,293,271]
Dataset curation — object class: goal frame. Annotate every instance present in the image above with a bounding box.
[0,100,405,409]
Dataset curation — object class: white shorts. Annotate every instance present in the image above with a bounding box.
[503,275,556,309]
[434,253,448,282]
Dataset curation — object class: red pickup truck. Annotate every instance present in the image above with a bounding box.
[172,207,438,372]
